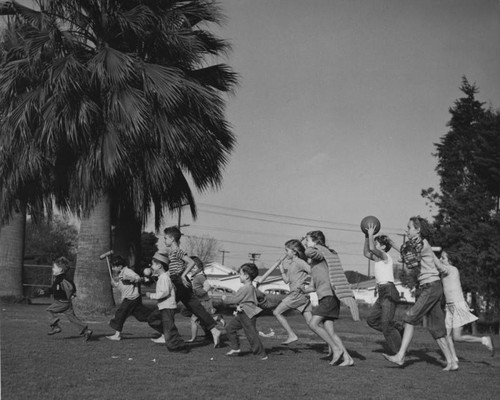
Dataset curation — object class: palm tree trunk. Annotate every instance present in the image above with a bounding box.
[0,208,26,300]
[113,210,143,271]
[74,195,114,312]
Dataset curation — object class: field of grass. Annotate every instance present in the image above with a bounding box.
[1,301,499,400]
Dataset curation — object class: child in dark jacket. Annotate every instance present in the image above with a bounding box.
[41,257,92,341]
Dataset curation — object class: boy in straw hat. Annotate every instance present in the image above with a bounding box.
[146,252,188,353]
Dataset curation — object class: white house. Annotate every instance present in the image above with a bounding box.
[205,263,290,294]
[352,279,415,305]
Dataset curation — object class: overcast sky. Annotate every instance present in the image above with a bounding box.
[160,0,500,274]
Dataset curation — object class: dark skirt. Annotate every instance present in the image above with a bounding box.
[312,295,340,320]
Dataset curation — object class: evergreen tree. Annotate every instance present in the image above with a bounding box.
[422,77,500,312]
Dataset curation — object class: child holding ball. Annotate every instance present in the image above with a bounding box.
[383,216,457,371]
[146,252,188,353]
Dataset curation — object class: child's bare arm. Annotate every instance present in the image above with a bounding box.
[181,255,195,286]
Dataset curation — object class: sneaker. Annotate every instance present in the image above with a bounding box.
[106,335,121,341]
[47,326,62,335]
[151,335,166,344]
[83,329,93,342]
[226,349,241,356]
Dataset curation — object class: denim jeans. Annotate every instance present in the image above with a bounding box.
[366,282,402,353]
[404,280,446,339]
[46,300,87,334]
[171,274,216,332]
[148,308,186,350]
[109,296,155,332]
[226,312,265,356]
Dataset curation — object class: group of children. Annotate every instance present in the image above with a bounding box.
[363,216,494,371]
[44,219,494,369]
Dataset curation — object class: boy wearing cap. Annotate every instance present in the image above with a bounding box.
[106,255,156,341]
[41,256,92,341]
[146,252,188,353]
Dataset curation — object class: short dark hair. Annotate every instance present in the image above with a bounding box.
[374,235,392,252]
[239,263,259,281]
[306,231,326,246]
[111,255,127,268]
[163,226,182,243]
[53,256,70,272]
[191,256,204,271]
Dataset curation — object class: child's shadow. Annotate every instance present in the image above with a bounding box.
[304,343,366,361]
[401,349,444,368]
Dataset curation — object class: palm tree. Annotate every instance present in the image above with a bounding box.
[0,15,59,300]
[0,0,237,311]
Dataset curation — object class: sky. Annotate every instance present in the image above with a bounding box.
[11,1,499,274]
[151,0,500,274]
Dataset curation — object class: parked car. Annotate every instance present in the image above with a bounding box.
[209,286,237,309]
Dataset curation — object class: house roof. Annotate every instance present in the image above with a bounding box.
[205,262,237,276]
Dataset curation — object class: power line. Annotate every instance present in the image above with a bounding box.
[197,208,363,233]
[186,224,359,245]
[199,202,403,232]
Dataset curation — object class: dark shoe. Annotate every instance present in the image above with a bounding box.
[50,318,60,328]
[168,346,189,354]
[48,326,62,335]
[83,329,93,342]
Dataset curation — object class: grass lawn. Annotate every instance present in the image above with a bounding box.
[1,302,499,400]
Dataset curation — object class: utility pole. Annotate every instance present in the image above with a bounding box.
[248,252,261,264]
[176,203,190,230]
[219,250,230,265]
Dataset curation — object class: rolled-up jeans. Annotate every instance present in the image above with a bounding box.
[404,279,446,340]
[366,282,401,353]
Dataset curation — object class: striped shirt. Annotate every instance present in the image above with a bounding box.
[167,248,187,276]
[306,245,353,300]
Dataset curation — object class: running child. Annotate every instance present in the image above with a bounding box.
[383,216,457,371]
[41,257,92,341]
[162,226,222,347]
[186,256,225,343]
[301,231,354,366]
[438,250,494,360]
[146,252,188,353]
[256,239,312,345]
[106,255,156,341]
[224,263,267,360]
[363,225,403,354]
